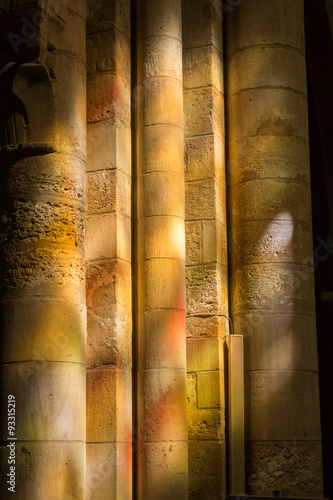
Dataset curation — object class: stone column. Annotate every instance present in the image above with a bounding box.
[182,1,228,498]
[0,1,86,498]
[225,0,323,496]
[85,1,132,499]
[135,0,188,498]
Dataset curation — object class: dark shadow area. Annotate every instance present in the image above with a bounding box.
[305,1,333,498]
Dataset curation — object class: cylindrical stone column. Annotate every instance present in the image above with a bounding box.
[0,2,86,499]
[182,0,228,498]
[135,0,188,498]
[85,1,132,499]
[225,0,323,496]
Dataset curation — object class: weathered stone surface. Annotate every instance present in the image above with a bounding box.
[185,133,224,183]
[137,216,185,261]
[182,0,223,50]
[137,36,182,81]
[86,442,132,500]
[224,0,305,56]
[87,0,130,38]
[87,169,131,217]
[87,29,131,78]
[188,440,226,500]
[186,315,228,339]
[186,177,225,222]
[0,441,85,500]
[138,172,185,218]
[86,367,131,442]
[186,337,223,372]
[184,86,224,137]
[186,264,228,316]
[137,309,186,370]
[183,45,223,93]
[0,362,85,440]
[246,441,323,497]
[85,213,131,261]
[137,0,182,41]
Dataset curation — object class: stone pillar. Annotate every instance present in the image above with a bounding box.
[135,0,188,498]
[182,1,228,498]
[225,0,323,496]
[0,1,86,499]
[85,1,132,499]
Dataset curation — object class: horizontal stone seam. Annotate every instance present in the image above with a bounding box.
[86,259,131,267]
[87,68,131,82]
[228,217,310,227]
[185,217,228,223]
[88,117,130,127]
[232,86,306,98]
[51,48,86,66]
[231,261,314,269]
[86,441,133,445]
[188,438,226,442]
[137,33,182,44]
[228,180,310,191]
[185,176,225,186]
[232,308,316,315]
[1,360,86,366]
[3,240,85,254]
[137,215,184,221]
[66,6,86,22]
[137,74,182,85]
[186,263,227,270]
[9,193,85,207]
[185,131,221,140]
[225,43,304,60]
[87,26,130,41]
[183,83,224,96]
[229,312,315,317]
[0,296,86,305]
[86,210,131,218]
[138,123,183,131]
[86,167,130,174]
[137,367,186,372]
[183,42,222,57]
[87,365,131,372]
[143,257,185,263]
[245,439,322,443]
[246,368,319,374]
[87,25,130,43]
[227,135,309,145]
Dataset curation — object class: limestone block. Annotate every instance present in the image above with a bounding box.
[245,370,322,440]
[186,315,227,339]
[182,0,222,51]
[188,440,226,500]
[137,309,186,370]
[87,29,131,78]
[187,372,225,438]
[137,36,182,81]
[184,86,223,137]
[0,243,85,302]
[183,45,223,93]
[186,337,223,372]
[227,89,309,142]
[229,179,312,227]
[136,124,184,175]
[0,441,85,500]
[87,303,132,369]
[137,216,185,261]
[202,220,227,265]
[232,263,316,314]
[186,177,225,221]
[185,134,224,183]
[227,135,310,185]
[136,78,183,130]
[186,263,228,316]
[87,169,131,217]
[87,0,131,38]
[85,213,131,262]
[137,259,185,312]
[87,72,130,126]
[228,47,307,96]
[137,172,185,218]
[246,440,323,497]
[0,362,85,441]
[137,0,182,41]
[234,312,319,372]
[86,442,132,500]
[0,299,86,363]
[87,121,131,174]
[86,259,132,311]
[230,220,312,270]
[185,221,202,266]
[137,441,188,500]
[224,0,305,56]
[197,371,224,409]
[86,366,131,442]
[137,368,187,441]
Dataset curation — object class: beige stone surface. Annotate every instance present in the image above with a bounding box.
[183,45,223,93]
[188,441,226,500]
[185,133,224,183]
[182,0,223,50]
[184,86,224,137]
[137,216,185,261]
[186,337,224,372]
[137,172,185,218]
[85,213,131,262]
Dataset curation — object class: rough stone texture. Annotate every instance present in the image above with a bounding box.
[183,1,227,497]
[86,2,132,500]
[225,0,323,495]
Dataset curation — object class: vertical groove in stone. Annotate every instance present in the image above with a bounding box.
[224,0,323,496]
[135,0,188,498]
[0,1,87,498]
[182,0,228,498]
[85,1,132,499]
